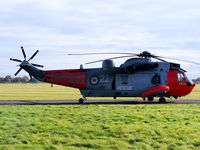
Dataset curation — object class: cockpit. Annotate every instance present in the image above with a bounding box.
[177,72,186,82]
[177,72,194,86]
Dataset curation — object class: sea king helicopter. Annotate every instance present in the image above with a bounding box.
[10,46,197,103]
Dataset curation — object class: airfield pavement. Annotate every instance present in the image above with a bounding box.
[0,100,200,105]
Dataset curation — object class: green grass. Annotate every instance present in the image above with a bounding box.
[0,84,200,149]
[0,83,80,100]
[0,83,199,100]
[0,105,200,149]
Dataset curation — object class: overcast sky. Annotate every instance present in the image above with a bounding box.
[1,0,200,79]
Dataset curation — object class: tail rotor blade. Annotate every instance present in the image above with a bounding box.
[21,46,26,60]
[28,50,39,61]
[15,67,23,76]
[31,63,44,68]
[10,58,22,62]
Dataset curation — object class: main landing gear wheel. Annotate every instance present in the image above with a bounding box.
[159,97,166,103]
[79,98,87,104]
[79,98,84,104]
[148,97,154,101]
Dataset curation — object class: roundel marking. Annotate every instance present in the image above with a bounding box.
[90,76,99,85]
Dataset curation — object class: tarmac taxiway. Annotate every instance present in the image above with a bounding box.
[0,100,200,105]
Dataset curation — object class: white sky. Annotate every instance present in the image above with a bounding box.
[0,0,200,79]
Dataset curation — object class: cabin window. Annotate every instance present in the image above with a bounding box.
[120,75,128,85]
[152,74,160,84]
[177,73,186,82]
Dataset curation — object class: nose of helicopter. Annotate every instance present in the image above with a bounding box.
[167,70,196,97]
[185,82,195,95]
[168,82,195,97]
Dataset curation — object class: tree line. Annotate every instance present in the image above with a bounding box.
[192,77,200,84]
[0,75,200,84]
[0,76,39,83]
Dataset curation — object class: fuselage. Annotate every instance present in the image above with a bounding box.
[35,58,195,99]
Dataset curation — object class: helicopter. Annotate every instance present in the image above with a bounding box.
[10,46,198,103]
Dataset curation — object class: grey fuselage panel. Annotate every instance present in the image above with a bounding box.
[80,62,170,98]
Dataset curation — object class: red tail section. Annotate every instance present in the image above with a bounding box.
[44,69,86,89]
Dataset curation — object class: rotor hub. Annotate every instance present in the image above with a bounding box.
[139,51,152,58]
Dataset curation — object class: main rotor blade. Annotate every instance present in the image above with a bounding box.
[10,58,22,62]
[158,56,200,65]
[21,46,26,60]
[152,56,167,62]
[28,50,39,61]
[31,63,44,68]
[15,67,22,76]
[86,55,133,64]
[70,51,200,65]
[69,52,138,55]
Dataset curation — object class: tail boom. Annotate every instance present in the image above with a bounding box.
[44,69,86,89]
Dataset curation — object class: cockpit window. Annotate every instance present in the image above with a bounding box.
[177,72,186,82]
[184,73,194,84]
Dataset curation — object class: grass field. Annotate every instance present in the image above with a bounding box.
[0,105,200,149]
[0,83,81,100]
[0,84,200,150]
[0,83,199,100]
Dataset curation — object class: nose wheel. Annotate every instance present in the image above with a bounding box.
[159,97,166,103]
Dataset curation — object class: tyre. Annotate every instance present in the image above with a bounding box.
[79,98,84,104]
[148,97,154,101]
[159,97,166,103]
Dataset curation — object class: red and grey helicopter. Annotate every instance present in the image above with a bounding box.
[10,47,197,103]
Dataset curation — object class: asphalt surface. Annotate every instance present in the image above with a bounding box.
[0,100,200,105]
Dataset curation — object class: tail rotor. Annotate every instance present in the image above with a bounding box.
[10,46,44,76]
